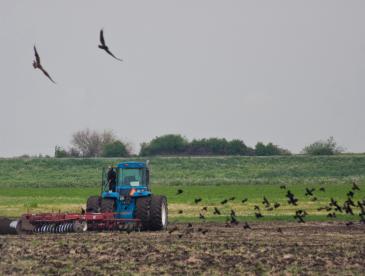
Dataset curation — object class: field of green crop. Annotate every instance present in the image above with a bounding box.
[0,156,364,221]
[0,155,365,188]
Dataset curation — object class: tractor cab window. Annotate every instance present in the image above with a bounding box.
[118,168,143,186]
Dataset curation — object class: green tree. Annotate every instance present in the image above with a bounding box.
[102,140,129,157]
[139,134,188,156]
[255,142,291,156]
[54,146,69,158]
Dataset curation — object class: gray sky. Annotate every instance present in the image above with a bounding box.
[1,1,364,157]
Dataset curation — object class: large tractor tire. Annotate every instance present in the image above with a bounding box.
[86,196,100,213]
[135,197,151,230]
[100,198,115,212]
[149,195,168,231]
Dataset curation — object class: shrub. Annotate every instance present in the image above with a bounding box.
[302,137,343,155]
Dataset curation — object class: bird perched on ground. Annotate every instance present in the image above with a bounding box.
[194,198,202,204]
[229,197,235,201]
[294,209,307,223]
[241,198,248,204]
[187,223,193,228]
[176,189,183,195]
[197,228,208,235]
[254,205,260,211]
[178,210,183,214]
[32,45,56,84]
[213,207,221,215]
[98,29,123,61]
[243,222,251,229]
[319,187,326,192]
[305,188,315,197]
[345,221,354,227]
[168,226,178,234]
[352,181,360,191]
[255,212,263,219]
[327,212,336,218]
[230,214,239,225]
[201,207,208,212]
[230,209,236,217]
[274,202,281,209]
[277,227,283,234]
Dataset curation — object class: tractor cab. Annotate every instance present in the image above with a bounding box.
[101,161,151,198]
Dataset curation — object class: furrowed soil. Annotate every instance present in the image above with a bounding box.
[0,222,364,275]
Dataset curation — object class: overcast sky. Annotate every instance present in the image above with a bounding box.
[0,1,364,157]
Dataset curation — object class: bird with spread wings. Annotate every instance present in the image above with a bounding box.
[98,29,123,61]
[32,45,56,84]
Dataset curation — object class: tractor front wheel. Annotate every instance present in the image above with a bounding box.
[86,196,100,213]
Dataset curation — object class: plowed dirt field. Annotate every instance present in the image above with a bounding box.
[0,222,364,275]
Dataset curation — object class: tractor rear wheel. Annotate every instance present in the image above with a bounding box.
[86,196,100,213]
[101,198,115,212]
[135,197,151,230]
[149,195,168,231]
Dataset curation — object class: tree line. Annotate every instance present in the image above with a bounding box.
[55,129,343,158]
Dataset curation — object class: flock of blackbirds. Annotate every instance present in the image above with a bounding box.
[33,29,122,84]
[170,181,364,236]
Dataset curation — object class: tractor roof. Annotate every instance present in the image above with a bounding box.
[117,161,146,169]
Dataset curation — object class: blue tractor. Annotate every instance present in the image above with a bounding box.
[86,161,168,231]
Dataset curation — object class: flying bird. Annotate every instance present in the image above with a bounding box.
[98,29,123,61]
[221,199,228,205]
[194,197,202,204]
[241,198,248,204]
[32,45,56,84]
[213,207,221,215]
[305,188,315,197]
[176,189,183,195]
